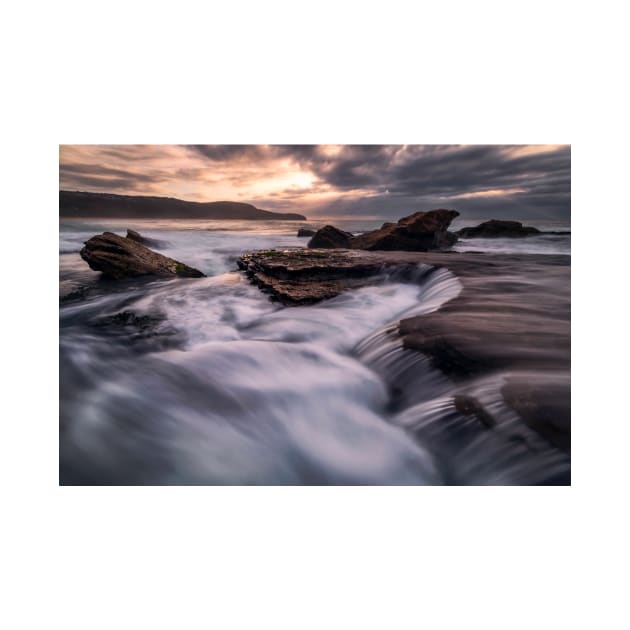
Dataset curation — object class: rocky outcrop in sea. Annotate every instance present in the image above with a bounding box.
[80,232,205,279]
[307,209,459,251]
[455,219,541,238]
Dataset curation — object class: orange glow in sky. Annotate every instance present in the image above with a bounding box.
[59,144,570,219]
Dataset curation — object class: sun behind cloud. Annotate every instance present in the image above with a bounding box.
[59,144,570,221]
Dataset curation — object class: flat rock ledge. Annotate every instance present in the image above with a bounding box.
[80,231,205,279]
[237,249,427,305]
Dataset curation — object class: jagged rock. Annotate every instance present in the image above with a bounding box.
[307,225,353,249]
[297,228,316,237]
[126,229,166,248]
[80,232,205,279]
[351,209,459,251]
[307,209,459,252]
[456,220,541,238]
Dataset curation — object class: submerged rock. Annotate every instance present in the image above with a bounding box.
[307,225,353,248]
[456,220,541,238]
[80,232,205,279]
[91,309,185,352]
[297,228,316,237]
[307,209,459,252]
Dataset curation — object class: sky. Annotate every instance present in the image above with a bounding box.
[59,145,570,220]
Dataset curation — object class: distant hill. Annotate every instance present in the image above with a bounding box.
[59,191,307,220]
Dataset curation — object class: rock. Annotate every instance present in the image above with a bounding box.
[95,310,164,329]
[307,225,353,249]
[307,209,459,252]
[297,228,316,237]
[501,375,571,453]
[91,310,185,351]
[351,209,459,251]
[453,395,496,428]
[126,229,146,243]
[237,249,421,305]
[456,220,541,238]
[126,229,166,248]
[399,253,570,378]
[80,232,205,279]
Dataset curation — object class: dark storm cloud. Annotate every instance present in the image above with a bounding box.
[285,144,569,219]
[281,144,569,200]
[190,144,570,215]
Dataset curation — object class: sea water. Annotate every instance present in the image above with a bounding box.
[59,218,570,484]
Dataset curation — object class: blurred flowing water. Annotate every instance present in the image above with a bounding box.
[59,218,570,485]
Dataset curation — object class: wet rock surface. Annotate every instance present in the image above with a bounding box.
[398,252,571,463]
[80,232,205,279]
[398,253,570,376]
[237,249,413,305]
[308,209,459,251]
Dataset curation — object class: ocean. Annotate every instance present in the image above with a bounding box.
[59,218,571,484]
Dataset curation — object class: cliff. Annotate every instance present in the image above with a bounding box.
[59,190,307,220]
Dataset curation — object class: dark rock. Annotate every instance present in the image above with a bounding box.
[126,229,166,248]
[307,209,459,252]
[351,209,459,251]
[59,286,90,303]
[126,229,145,243]
[96,310,164,329]
[456,220,541,238]
[307,225,353,249]
[399,253,570,376]
[80,232,205,279]
[502,376,571,453]
[237,249,419,305]
[397,252,570,455]
[297,228,316,237]
[91,310,185,351]
[454,395,496,428]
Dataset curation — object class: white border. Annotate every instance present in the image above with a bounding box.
[4,1,628,629]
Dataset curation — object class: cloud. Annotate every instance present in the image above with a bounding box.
[59,144,570,220]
